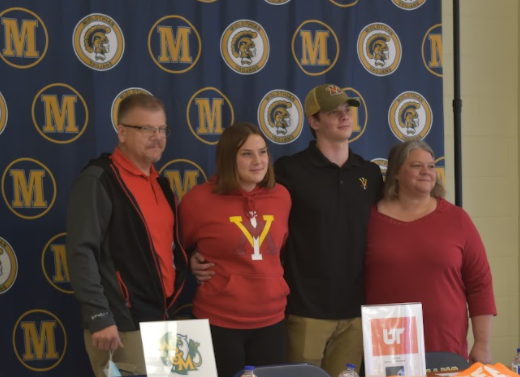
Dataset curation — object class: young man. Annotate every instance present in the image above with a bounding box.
[274,84,383,377]
[66,94,187,376]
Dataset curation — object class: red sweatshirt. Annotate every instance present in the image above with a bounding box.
[180,177,291,329]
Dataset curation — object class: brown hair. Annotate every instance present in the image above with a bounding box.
[118,93,166,124]
[384,139,446,200]
[214,122,275,194]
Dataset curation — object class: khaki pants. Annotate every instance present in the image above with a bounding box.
[286,315,363,377]
[84,329,147,376]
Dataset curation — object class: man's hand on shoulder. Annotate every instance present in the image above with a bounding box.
[91,325,124,351]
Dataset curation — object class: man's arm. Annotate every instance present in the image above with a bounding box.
[66,169,122,350]
[468,315,493,364]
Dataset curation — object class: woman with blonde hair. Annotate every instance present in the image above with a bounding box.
[365,139,496,364]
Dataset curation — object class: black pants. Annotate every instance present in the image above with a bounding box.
[210,320,286,377]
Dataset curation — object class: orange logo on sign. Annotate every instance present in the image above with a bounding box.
[370,317,418,356]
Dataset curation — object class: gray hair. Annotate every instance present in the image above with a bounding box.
[384,139,446,200]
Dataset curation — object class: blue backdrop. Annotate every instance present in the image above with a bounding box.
[0,0,443,375]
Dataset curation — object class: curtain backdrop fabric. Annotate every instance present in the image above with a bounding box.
[0,0,443,375]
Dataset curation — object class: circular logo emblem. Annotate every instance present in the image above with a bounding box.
[41,233,73,294]
[435,156,446,188]
[292,20,339,76]
[1,158,57,220]
[357,23,402,76]
[73,13,124,71]
[31,83,89,144]
[186,87,235,145]
[264,0,291,4]
[221,20,269,75]
[257,90,303,145]
[392,0,427,10]
[371,158,388,181]
[0,91,7,135]
[148,15,201,74]
[159,160,208,201]
[422,24,443,77]
[13,309,67,372]
[0,237,18,294]
[388,91,433,141]
[343,87,367,143]
[0,7,48,69]
[328,0,359,7]
[111,88,153,132]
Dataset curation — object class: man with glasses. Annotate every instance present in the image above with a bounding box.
[66,93,187,377]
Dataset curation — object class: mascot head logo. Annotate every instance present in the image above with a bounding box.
[398,102,420,135]
[232,31,257,65]
[0,237,17,294]
[358,23,401,76]
[268,101,292,135]
[160,332,203,374]
[388,91,432,141]
[367,34,390,67]
[73,13,124,71]
[84,25,111,61]
[258,90,303,144]
[221,20,269,75]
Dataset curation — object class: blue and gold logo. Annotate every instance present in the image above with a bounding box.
[186,87,234,145]
[357,23,402,76]
[388,91,433,141]
[111,88,153,132]
[257,90,303,145]
[435,156,446,188]
[0,90,7,135]
[0,236,18,294]
[392,0,427,10]
[342,87,367,143]
[422,24,442,77]
[159,332,203,374]
[32,83,89,144]
[292,20,339,76]
[327,0,358,8]
[0,7,48,69]
[159,160,208,202]
[73,13,124,71]
[41,233,72,294]
[148,15,201,74]
[371,158,388,181]
[221,20,269,75]
[264,0,291,4]
[2,158,57,220]
[13,309,67,372]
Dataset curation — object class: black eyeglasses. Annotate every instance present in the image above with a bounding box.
[120,124,171,137]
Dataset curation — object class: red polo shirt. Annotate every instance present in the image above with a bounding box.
[111,147,175,298]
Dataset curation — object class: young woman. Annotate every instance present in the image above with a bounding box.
[180,122,291,377]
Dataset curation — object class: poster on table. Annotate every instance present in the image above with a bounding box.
[140,319,218,377]
[362,303,426,377]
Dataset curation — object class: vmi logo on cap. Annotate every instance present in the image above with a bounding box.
[326,85,343,96]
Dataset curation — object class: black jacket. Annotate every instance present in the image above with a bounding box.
[66,153,187,333]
